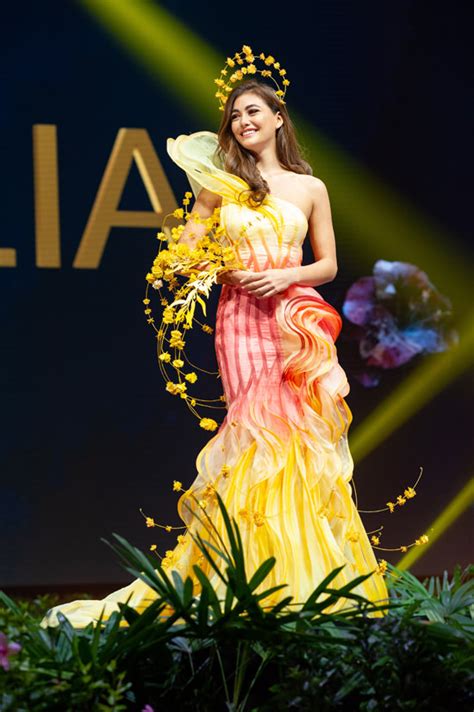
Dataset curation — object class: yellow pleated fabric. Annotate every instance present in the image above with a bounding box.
[41,132,388,628]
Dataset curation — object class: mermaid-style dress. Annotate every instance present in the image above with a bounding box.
[41,132,388,628]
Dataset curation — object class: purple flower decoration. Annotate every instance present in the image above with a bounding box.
[141,706,154,712]
[342,259,458,386]
[0,632,21,671]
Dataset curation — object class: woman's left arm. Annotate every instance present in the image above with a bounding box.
[239,177,338,298]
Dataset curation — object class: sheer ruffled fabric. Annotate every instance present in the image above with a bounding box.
[41,132,388,628]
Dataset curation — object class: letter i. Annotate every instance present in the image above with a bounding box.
[33,124,61,268]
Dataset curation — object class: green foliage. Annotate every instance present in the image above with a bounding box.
[0,593,132,711]
[386,562,474,637]
[261,614,473,711]
[0,494,472,711]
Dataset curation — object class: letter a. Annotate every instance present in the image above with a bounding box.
[74,129,177,269]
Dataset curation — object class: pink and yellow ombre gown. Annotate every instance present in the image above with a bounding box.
[41,132,388,628]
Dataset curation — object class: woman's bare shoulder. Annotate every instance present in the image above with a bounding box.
[299,175,330,206]
[299,174,327,191]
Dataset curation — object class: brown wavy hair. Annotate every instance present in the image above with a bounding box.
[217,79,312,206]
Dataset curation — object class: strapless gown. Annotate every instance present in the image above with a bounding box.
[41,132,388,628]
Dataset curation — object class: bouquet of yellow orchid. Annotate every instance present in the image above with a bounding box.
[143,193,243,429]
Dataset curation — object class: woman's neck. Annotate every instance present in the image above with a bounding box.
[254,144,283,178]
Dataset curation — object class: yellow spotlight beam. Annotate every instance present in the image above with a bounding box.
[79,0,220,123]
[395,477,474,570]
[350,310,474,463]
[295,117,470,309]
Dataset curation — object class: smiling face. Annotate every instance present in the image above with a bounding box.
[230,91,283,152]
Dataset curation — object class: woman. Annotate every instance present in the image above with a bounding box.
[42,71,388,628]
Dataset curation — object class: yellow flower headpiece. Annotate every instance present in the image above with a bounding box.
[214,44,290,111]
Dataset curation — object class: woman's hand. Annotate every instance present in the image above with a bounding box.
[239,268,297,298]
[216,269,251,286]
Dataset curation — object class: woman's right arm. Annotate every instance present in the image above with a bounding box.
[178,188,249,285]
[216,269,248,286]
[177,187,221,248]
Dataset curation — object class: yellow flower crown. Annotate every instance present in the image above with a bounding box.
[214,44,290,111]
